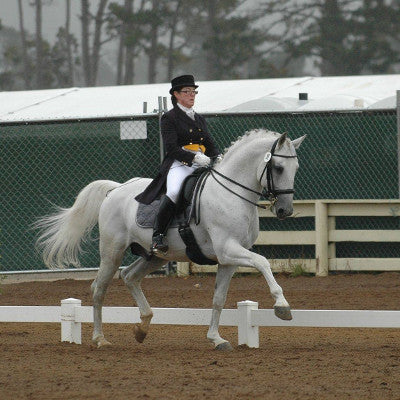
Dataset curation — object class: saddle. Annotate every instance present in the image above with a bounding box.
[133,168,217,265]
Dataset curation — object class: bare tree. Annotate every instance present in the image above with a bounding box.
[186,0,263,80]
[165,0,183,80]
[65,0,74,86]
[91,0,109,86]
[35,0,44,88]
[142,0,180,82]
[81,0,91,85]
[260,0,400,76]
[109,0,146,85]
[80,0,109,86]
[204,0,218,80]
[115,0,131,84]
[123,0,135,85]
[146,0,160,83]
[18,0,31,89]
[116,29,125,84]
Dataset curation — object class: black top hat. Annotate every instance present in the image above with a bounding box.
[169,75,198,95]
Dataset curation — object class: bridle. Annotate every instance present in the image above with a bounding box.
[258,137,298,205]
[209,137,297,210]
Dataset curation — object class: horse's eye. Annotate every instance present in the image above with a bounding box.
[275,165,284,173]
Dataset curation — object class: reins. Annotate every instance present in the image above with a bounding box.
[191,168,264,226]
[209,168,267,209]
[206,137,298,211]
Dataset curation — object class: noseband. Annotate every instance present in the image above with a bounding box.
[259,137,298,204]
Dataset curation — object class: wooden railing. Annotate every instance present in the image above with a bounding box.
[177,200,400,277]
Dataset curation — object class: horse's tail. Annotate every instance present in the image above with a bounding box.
[34,180,120,269]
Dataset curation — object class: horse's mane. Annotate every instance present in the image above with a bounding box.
[220,129,280,161]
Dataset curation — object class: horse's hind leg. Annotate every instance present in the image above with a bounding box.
[91,244,125,348]
[121,256,166,343]
[207,265,237,351]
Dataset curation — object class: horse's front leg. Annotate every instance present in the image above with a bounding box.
[217,241,292,321]
[207,265,237,351]
[251,251,292,320]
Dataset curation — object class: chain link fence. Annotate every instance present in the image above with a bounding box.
[1,109,398,271]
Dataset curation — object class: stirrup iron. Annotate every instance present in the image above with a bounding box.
[151,233,168,253]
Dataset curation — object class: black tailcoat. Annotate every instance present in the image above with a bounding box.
[135,106,220,204]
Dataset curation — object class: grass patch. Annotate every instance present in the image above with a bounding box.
[0,275,6,294]
[289,263,313,278]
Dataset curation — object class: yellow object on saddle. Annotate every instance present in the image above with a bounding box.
[183,144,206,153]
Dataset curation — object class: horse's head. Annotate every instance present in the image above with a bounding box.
[258,132,306,220]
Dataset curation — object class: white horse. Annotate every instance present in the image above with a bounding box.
[35,129,306,350]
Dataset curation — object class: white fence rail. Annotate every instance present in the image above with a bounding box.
[2,298,400,348]
[177,199,400,277]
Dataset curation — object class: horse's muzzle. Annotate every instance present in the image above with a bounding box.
[276,207,293,220]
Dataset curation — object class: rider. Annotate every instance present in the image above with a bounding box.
[135,75,221,253]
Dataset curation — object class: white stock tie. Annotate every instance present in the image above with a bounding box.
[186,110,195,120]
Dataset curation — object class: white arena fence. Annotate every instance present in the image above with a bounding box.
[1,299,400,348]
[178,199,400,278]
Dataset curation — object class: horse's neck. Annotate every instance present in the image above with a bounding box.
[214,141,266,200]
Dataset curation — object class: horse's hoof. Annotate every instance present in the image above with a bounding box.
[274,306,292,320]
[95,337,112,348]
[215,341,233,351]
[134,324,147,343]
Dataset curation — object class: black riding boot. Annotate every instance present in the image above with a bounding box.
[152,195,176,252]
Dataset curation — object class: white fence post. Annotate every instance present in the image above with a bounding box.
[315,200,329,276]
[237,300,259,348]
[176,262,190,277]
[61,298,82,344]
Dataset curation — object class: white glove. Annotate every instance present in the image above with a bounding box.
[193,153,211,167]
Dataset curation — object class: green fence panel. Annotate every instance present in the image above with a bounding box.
[0,110,398,271]
[1,117,160,271]
[206,111,397,199]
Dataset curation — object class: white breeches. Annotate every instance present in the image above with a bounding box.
[166,160,197,203]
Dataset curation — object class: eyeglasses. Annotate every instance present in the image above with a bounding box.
[179,90,198,95]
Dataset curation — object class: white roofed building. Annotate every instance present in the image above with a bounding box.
[0,74,399,123]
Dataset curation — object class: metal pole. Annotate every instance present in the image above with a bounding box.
[161,94,172,275]
[397,90,400,198]
[158,96,164,163]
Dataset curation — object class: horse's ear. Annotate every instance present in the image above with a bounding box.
[291,135,307,149]
[277,132,287,148]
